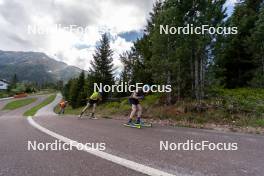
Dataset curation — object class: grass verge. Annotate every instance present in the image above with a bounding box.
[3,98,37,110]
[24,94,56,116]
[0,91,9,98]
[54,105,83,115]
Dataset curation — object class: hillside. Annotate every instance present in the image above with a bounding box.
[0,50,83,84]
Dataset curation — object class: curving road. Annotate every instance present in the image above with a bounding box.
[0,94,263,176]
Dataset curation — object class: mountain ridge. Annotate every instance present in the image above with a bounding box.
[0,50,84,84]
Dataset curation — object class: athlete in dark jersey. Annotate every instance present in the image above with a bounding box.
[127,89,144,125]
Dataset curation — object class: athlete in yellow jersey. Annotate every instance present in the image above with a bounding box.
[79,91,102,119]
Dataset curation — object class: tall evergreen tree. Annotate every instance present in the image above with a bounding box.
[182,0,226,100]
[120,51,134,83]
[63,78,73,101]
[248,3,264,87]
[76,71,86,107]
[215,0,263,88]
[120,47,153,84]
[67,71,86,108]
[69,78,78,108]
[90,33,114,99]
[11,74,18,88]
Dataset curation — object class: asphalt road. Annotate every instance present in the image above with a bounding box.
[0,94,264,176]
[0,95,144,176]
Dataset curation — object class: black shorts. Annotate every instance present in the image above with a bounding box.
[89,99,98,105]
[129,98,139,105]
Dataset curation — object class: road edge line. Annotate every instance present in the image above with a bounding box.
[27,116,177,176]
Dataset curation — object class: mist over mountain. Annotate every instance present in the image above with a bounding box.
[0,50,84,84]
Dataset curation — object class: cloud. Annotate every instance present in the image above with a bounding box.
[0,0,155,70]
[52,0,101,27]
[225,0,238,7]
[2,0,237,71]
[224,0,238,16]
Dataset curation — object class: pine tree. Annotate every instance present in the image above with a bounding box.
[76,71,86,107]
[69,78,78,108]
[248,4,264,87]
[11,74,18,89]
[63,79,73,101]
[183,0,226,100]
[215,0,263,88]
[90,33,114,99]
[120,48,153,84]
[120,51,134,83]
[67,71,86,109]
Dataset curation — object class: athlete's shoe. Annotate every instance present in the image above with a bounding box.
[126,122,134,126]
[89,113,98,119]
[135,120,141,125]
[78,114,83,119]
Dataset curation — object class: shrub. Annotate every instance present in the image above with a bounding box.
[105,102,120,109]
[211,88,264,114]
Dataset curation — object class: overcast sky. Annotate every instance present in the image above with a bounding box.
[0,0,237,71]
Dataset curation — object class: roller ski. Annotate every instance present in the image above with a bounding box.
[123,117,142,129]
[134,121,152,128]
[78,112,98,120]
[123,122,141,129]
